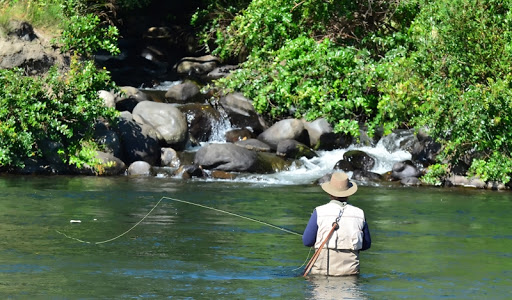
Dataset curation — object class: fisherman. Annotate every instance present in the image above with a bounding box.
[302,172,371,276]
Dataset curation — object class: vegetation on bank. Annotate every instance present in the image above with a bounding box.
[0,0,121,170]
[194,0,512,184]
[0,0,511,185]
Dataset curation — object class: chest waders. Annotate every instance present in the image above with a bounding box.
[303,206,345,277]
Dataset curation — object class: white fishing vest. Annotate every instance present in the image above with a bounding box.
[315,201,365,250]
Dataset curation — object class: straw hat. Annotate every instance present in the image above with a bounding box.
[321,172,358,197]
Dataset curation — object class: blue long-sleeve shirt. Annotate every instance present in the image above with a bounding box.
[302,209,372,250]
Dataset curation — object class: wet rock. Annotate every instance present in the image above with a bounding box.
[180,164,206,179]
[235,138,272,152]
[164,81,202,102]
[381,129,418,153]
[352,170,382,182]
[219,93,266,135]
[343,150,375,171]
[194,143,258,172]
[115,87,151,112]
[276,139,317,159]
[211,170,237,180]
[225,128,255,143]
[127,161,152,176]
[391,161,421,180]
[161,147,180,168]
[205,65,238,81]
[334,160,354,172]
[116,112,160,165]
[174,55,220,76]
[179,103,222,143]
[254,152,293,174]
[411,130,442,167]
[132,101,188,149]
[258,118,309,150]
[400,177,422,186]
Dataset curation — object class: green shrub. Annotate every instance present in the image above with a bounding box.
[216,36,379,136]
[0,58,118,169]
[60,13,119,57]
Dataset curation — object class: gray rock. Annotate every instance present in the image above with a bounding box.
[276,139,317,159]
[392,161,421,180]
[127,161,152,176]
[116,114,160,165]
[257,118,309,150]
[161,147,180,168]
[132,101,188,149]
[194,143,258,172]
[235,138,271,152]
[165,81,201,102]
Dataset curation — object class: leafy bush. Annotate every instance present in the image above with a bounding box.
[201,0,397,61]
[0,58,118,169]
[60,13,120,57]
[217,36,379,136]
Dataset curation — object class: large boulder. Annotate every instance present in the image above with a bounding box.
[194,143,258,172]
[257,118,309,150]
[127,161,152,176]
[165,81,202,102]
[411,129,442,167]
[235,138,271,152]
[132,101,188,149]
[0,21,69,74]
[174,55,220,77]
[276,139,317,159]
[71,151,126,176]
[303,118,346,150]
[219,93,267,135]
[381,129,418,153]
[391,161,421,180]
[179,103,223,143]
[94,122,122,159]
[342,150,376,171]
[115,86,151,112]
[116,112,160,165]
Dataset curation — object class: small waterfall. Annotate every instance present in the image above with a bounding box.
[207,108,232,143]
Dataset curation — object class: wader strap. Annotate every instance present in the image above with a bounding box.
[303,222,339,277]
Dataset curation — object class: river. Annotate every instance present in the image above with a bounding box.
[1,171,511,299]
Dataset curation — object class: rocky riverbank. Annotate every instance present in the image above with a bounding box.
[1,21,510,191]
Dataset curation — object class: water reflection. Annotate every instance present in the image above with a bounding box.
[307,275,367,300]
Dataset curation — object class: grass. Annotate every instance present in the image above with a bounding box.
[0,0,65,37]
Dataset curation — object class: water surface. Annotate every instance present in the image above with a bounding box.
[1,176,511,299]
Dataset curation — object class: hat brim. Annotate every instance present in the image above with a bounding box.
[321,180,358,197]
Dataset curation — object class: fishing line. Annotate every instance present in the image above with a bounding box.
[161,196,302,236]
[56,196,165,245]
[56,196,302,244]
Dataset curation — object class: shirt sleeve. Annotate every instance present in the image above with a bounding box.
[361,221,371,251]
[302,209,318,247]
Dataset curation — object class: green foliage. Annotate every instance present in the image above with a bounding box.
[60,13,119,57]
[0,58,118,169]
[209,0,512,183]
[469,152,512,184]
[217,36,378,136]
[375,0,512,182]
[421,163,449,186]
[0,0,65,33]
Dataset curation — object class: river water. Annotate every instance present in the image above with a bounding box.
[1,173,511,299]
